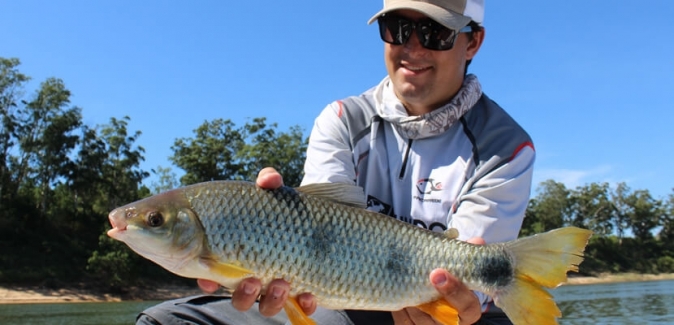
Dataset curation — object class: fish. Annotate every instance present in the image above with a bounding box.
[107,180,592,325]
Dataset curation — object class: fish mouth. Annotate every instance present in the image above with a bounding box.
[107,208,128,238]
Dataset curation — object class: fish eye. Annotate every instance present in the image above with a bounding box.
[147,211,164,227]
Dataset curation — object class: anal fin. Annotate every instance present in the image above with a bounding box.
[416,299,459,325]
[283,297,316,325]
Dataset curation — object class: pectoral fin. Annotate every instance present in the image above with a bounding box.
[201,258,253,279]
[415,299,459,325]
[283,297,316,325]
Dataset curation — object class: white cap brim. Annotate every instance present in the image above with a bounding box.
[367,2,472,30]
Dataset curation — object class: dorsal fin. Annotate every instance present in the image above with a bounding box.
[444,228,460,239]
[296,183,367,209]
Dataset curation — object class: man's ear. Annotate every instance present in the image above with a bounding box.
[466,28,485,61]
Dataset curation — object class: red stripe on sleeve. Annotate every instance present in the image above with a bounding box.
[510,141,534,161]
[336,100,344,118]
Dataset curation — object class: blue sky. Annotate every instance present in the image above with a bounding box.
[3,0,673,199]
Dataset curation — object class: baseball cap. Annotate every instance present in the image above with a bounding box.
[367,0,485,30]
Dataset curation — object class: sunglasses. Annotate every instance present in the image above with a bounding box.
[377,14,473,51]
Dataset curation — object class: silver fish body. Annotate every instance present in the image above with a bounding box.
[189,181,508,310]
[108,180,592,325]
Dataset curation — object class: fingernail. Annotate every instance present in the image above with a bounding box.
[243,282,256,295]
[432,273,447,287]
[271,286,285,299]
[300,298,312,310]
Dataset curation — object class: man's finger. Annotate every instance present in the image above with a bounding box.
[256,167,284,189]
[391,309,412,324]
[467,237,486,245]
[430,269,481,325]
[258,279,290,317]
[231,278,262,312]
[297,292,317,316]
[197,279,220,294]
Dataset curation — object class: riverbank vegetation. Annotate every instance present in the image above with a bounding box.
[2,57,673,290]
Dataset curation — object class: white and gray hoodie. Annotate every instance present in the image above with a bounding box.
[301,74,535,307]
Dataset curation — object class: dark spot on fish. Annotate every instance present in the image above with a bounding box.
[385,244,409,276]
[478,254,513,287]
[308,226,335,262]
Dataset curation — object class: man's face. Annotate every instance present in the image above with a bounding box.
[383,10,483,115]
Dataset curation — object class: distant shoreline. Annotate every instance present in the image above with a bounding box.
[0,284,205,305]
[2,273,674,304]
[566,272,674,285]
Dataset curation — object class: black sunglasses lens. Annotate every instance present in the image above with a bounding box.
[377,15,458,51]
[417,21,457,50]
[378,16,411,45]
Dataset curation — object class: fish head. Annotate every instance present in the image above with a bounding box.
[107,188,205,274]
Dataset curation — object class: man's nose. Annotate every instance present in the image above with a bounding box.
[404,31,426,53]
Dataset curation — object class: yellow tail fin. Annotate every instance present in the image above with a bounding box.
[496,227,592,325]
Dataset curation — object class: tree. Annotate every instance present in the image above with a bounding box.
[68,124,107,212]
[611,182,634,244]
[521,180,569,236]
[9,78,82,216]
[95,116,149,211]
[237,118,307,186]
[0,58,177,285]
[84,117,152,287]
[659,189,674,253]
[170,118,245,185]
[624,189,662,243]
[150,165,179,194]
[170,117,307,186]
[568,182,614,236]
[0,57,31,208]
[64,117,149,238]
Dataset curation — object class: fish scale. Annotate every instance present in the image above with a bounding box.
[108,180,592,325]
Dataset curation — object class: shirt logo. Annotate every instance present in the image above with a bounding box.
[416,178,443,195]
[366,195,393,216]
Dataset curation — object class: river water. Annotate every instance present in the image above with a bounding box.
[1,280,673,324]
[552,279,674,324]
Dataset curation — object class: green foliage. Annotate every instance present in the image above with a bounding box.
[656,256,674,273]
[0,58,31,208]
[237,118,307,187]
[87,231,186,290]
[520,180,569,236]
[521,180,674,275]
[170,117,307,187]
[568,182,614,236]
[0,57,150,286]
[87,234,135,289]
[625,190,663,243]
[150,165,179,194]
[170,118,245,185]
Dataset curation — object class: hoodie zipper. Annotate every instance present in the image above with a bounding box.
[399,139,413,179]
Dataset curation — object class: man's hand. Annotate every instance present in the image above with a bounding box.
[196,167,317,317]
[392,237,486,325]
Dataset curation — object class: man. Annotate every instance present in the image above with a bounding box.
[138,0,534,324]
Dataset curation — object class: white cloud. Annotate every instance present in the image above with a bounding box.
[533,165,613,190]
